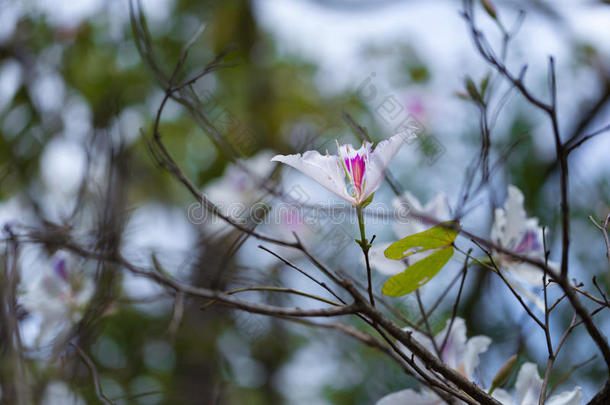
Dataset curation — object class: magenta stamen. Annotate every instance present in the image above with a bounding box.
[54,257,69,282]
[350,154,366,193]
[514,230,540,254]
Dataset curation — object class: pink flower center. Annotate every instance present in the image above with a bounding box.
[54,257,68,282]
[344,154,367,194]
[500,230,542,264]
[513,230,541,255]
[338,142,370,201]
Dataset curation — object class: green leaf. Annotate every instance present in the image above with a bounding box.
[359,192,375,208]
[384,221,460,260]
[382,246,454,297]
[480,73,491,99]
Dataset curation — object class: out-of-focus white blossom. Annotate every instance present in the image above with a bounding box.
[493,362,582,405]
[202,150,275,236]
[20,253,93,345]
[376,317,491,405]
[491,185,557,310]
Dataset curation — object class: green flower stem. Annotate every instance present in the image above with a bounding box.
[356,205,375,307]
[453,245,496,271]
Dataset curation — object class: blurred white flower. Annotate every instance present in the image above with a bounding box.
[20,253,94,345]
[271,134,407,207]
[41,380,86,405]
[491,185,556,310]
[202,150,275,236]
[376,317,491,405]
[368,191,450,275]
[492,362,582,405]
[392,191,451,238]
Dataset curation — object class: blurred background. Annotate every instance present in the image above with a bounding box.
[1,0,610,404]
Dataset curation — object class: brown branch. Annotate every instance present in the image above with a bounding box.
[335,281,502,405]
[589,214,610,268]
[566,124,610,155]
[416,289,442,358]
[461,0,610,371]
[461,242,545,329]
[201,286,342,308]
[71,343,114,405]
[440,255,469,354]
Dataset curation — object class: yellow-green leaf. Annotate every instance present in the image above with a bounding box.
[382,246,454,297]
[384,221,460,260]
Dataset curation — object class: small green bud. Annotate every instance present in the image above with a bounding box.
[489,354,518,395]
[480,73,491,99]
[481,0,498,20]
[464,76,481,102]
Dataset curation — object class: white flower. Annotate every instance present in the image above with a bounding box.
[368,191,450,275]
[203,150,275,235]
[493,362,582,405]
[376,317,491,405]
[392,191,451,239]
[271,134,407,207]
[21,253,94,345]
[491,185,557,310]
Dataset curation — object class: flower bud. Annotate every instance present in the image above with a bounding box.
[464,76,481,103]
[481,0,498,20]
[489,354,518,394]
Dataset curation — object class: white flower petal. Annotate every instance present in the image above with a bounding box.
[493,388,515,405]
[436,318,468,371]
[338,141,371,160]
[392,191,451,238]
[409,327,438,358]
[436,318,490,379]
[367,243,406,275]
[203,150,276,235]
[504,262,544,288]
[367,242,436,276]
[515,363,542,405]
[363,133,407,201]
[502,276,545,312]
[547,386,582,405]
[492,185,553,301]
[462,335,492,379]
[497,363,582,405]
[393,192,425,237]
[271,151,354,204]
[424,192,450,218]
[394,191,425,213]
[491,206,507,245]
[400,318,491,381]
[397,327,437,377]
[376,388,442,405]
[501,185,529,247]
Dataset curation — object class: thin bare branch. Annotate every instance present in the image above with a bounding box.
[71,343,114,405]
